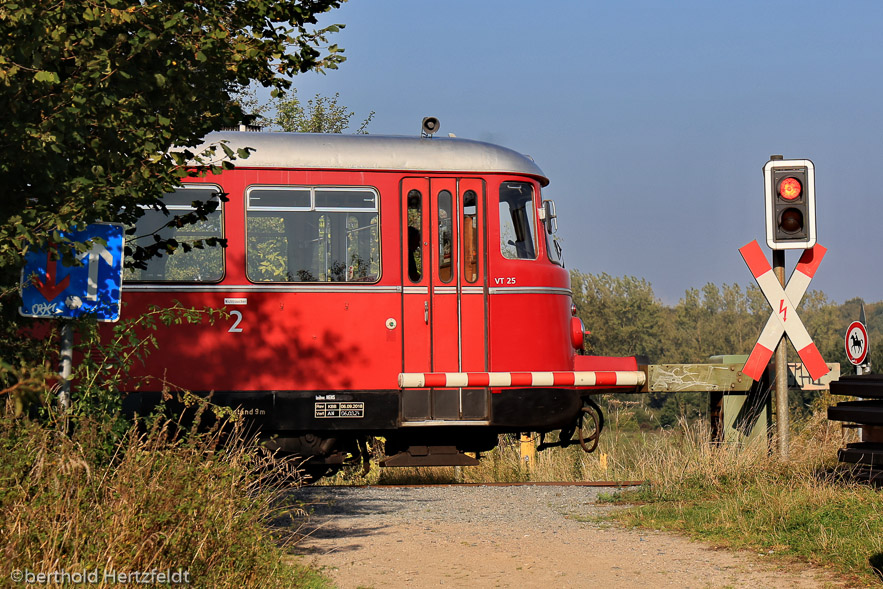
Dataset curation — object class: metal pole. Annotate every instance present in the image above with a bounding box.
[859,302,870,376]
[772,250,789,459]
[58,320,73,413]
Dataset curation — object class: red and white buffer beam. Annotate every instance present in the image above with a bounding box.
[398,371,646,389]
[740,240,829,381]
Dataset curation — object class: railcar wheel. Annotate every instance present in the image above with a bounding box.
[577,398,604,454]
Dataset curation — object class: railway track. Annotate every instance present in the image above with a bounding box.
[318,480,645,488]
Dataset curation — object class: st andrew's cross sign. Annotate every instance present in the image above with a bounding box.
[739,240,829,382]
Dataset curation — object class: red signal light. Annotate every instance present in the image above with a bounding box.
[778,177,802,200]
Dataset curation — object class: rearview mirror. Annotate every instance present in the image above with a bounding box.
[541,200,557,234]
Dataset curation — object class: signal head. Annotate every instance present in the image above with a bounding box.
[763,158,816,250]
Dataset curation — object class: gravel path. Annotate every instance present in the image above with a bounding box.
[289,485,845,588]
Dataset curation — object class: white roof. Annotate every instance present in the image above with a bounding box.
[191,132,549,186]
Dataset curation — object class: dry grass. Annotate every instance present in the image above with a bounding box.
[345,406,849,486]
[0,409,330,589]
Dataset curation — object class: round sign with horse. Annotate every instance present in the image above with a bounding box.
[845,321,869,366]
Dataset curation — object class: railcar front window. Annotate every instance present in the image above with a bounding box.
[246,186,380,283]
[499,182,536,260]
[407,189,423,282]
[438,190,454,283]
[462,190,479,282]
[125,186,224,282]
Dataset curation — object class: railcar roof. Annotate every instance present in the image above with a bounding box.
[193,132,549,186]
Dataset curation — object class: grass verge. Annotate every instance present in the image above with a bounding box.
[0,408,331,589]
[601,409,883,586]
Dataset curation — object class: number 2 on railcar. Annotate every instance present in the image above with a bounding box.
[121,127,646,472]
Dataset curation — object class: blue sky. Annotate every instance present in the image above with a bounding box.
[280,0,883,305]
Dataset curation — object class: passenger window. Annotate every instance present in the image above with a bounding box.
[406,190,423,282]
[462,190,478,282]
[499,182,537,260]
[437,190,454,283]
[125,186,224,282]
[246,186,380,283]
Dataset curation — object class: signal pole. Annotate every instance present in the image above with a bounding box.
[763,154,817,459]
[773,250,789,459]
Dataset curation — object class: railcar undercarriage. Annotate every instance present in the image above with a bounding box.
[260,396,606,476]
[123,389,608,479]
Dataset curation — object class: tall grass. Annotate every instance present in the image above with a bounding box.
[0,407,330,589]
[350,396,852,487]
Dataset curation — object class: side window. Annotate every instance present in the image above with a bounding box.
[406,189,423,282]
[125,186,224,282]
[462,190,478,282]
[546,234,564,266]
[437,190,454,283]
[246,186,380,283]
[499,182,537,260]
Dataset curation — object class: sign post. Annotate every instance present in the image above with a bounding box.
[20,224,125,411]
[772,250,790,458]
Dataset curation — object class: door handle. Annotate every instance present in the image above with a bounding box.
[424,301,429,324]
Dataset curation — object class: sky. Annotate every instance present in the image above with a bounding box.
[276,0,883,306]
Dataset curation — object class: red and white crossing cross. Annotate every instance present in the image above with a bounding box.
[739,240,830,382]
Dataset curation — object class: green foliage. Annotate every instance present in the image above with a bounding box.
[0,0,345,266]
[572,272,666,359]
[269,89,375,133]
[0,5,352,579]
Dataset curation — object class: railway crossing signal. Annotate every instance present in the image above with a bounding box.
[764,158,816,250]
[740,240,829,381]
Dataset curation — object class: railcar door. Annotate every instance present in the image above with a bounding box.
[401,178,488,422]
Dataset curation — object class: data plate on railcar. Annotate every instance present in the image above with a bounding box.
[314,401,365,418]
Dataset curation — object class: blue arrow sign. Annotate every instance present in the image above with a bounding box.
[20,223,124,322]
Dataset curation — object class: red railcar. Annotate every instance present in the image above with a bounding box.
[121,130,644,470]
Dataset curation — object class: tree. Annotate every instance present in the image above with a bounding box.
[0,0,345,272]
[271,90,375,133]
[571,271,667,360]
[0,0,346,388]
[237,87,374,133]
